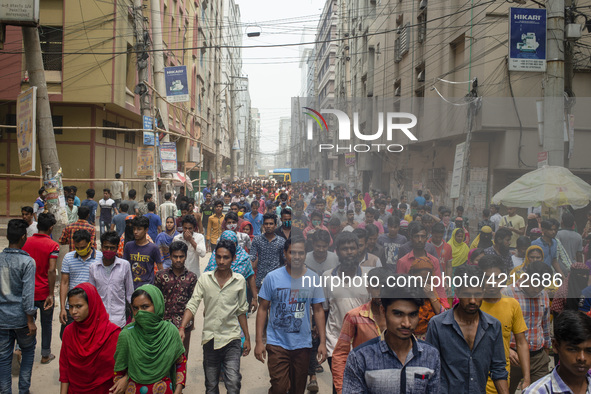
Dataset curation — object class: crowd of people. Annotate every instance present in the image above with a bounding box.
[2,178,591,394]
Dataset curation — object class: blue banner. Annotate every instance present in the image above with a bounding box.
[509,8,547,72]
[164,66,189,102]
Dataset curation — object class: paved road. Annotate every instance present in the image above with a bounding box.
[4,237,334,393]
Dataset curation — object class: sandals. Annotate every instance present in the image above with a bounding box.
[41,354,56,364]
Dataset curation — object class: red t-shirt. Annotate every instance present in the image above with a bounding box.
[428,239,453,275]
[22,233,60,301]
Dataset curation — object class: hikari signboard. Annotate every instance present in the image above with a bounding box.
[509,8,547,72]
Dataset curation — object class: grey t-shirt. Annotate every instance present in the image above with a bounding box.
[121,200,138,215]
[305,251,339,276]
[557,229,583,262]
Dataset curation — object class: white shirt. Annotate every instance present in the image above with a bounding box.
[322,267,370,356]
[26,222,38,238]
[490,213,502,232]
[111,180,124,200]
[173,232,206,277]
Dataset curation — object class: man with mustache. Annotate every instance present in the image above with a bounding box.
[426,264,509,394]
[484,227,514,273]
[322,232,370,394]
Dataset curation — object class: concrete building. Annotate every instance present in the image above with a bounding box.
[248,107,261,176]
[305,0,591,224]
[0,0,237,216]
[275,117,292,168]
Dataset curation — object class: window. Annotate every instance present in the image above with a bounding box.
[418,11,427,43]
[124,132,135,144]
[394,24,409,62]
[126,44,135,92]
[39,26,63,71]
[52,115,63,134]
[102,120,118,140]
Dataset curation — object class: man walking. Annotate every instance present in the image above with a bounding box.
[59,207,97,252]
[173,215,206,277]
[111,173,124,209]
[426,264,509,393]
[89,231,134,328]
[342,284,440,393]
[250,213,286,290]
[255,236,327,394]
[80,189,98,226]
[180,240,250,392]
[123,216,162,288]
[502,261,553,393]
[0,220,37,394]
[22,213,59,364]
[98,188,117,236]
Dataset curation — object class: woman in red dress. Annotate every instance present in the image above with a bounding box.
[59,283,120,393]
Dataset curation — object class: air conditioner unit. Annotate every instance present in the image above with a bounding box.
[417,70,425,82]
[419,0,428,10]
[394,87,401,96]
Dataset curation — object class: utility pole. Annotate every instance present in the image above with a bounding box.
[134,0,150,117]
[543,0,565,166]
[150,0,169,132]
[22,27,60,204]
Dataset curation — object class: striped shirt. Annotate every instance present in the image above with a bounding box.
[62,249,103,292]
[524,366,591,394]
[501,283,551,351]
[343,333,440,393]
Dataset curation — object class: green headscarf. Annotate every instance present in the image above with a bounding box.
[114,285,185,386]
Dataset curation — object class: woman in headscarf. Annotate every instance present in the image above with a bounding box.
[59,283,120,394]
[363,192,372,209]
[111,285,186,394]
[509,245,544,284]
[448,228,470,274]
[551,262,591,315]
[204,230,257,313]
[409,256,448,339]
[155,216,179,269]
[470,226,493,249]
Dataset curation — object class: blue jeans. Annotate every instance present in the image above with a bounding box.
[34,300,53,358]
[99,220,110,237]
[203,339,242,394]
[0,326,36,394]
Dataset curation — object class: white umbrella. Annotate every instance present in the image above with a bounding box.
[491,166,591,209]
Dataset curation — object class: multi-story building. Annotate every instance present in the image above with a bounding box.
[275,117,292,168]
[249,107,261,176]
[0,0,238,215]
[307,0,591,224]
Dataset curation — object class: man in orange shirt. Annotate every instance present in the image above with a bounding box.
[330,267,390,393]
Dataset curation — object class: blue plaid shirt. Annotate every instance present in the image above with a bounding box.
[524,366,591,394]
[0,248,36,329]
[343,333,440,393]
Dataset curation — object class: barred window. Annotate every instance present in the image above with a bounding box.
[39,26,63,71]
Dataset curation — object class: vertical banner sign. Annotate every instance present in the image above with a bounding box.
[164,66,189,103]
[142,115,159,146]
[450,142,465,199]
[509,8,547,72]
[137,146,154,176]
[344,152,356,167]
[16,87,36,175]
[159,142,178,173]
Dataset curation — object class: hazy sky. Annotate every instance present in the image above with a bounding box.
[235,0,324,155]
